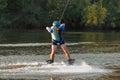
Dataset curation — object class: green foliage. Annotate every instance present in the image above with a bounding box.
[19,0,47,26]
[0,0,120,31]
[84,0,107,27]
[0,0,47,29]
[103,0,120,29]
[46,0,66,22]
[0,0,7,9]
[63,0,90,28]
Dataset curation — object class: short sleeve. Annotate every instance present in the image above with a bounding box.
[60,24,65,30]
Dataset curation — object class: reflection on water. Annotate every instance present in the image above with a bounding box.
[50,77,68,80]
[50,77,55,80]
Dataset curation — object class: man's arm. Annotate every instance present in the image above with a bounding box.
[59,23,65,31]
[46,27,53,33]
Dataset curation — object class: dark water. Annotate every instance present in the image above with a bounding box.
[0,29,120,43]
[0,29,120,80]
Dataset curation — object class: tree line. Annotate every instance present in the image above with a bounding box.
[0,0,120,31]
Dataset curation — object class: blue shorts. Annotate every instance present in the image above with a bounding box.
[52,38,65,45]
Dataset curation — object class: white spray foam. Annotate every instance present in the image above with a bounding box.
[50,61,107,73]
[0,61,110,75]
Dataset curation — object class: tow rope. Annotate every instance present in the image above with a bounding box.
[59,0,70,22]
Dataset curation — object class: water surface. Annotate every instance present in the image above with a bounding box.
[1,53,119,80]
[0,30,120,80]
[0,29,120,43]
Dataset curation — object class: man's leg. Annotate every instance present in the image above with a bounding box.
[60,44,70,60]
[61,44,75,65]
[47,45,57,64]
[50,45,57,60]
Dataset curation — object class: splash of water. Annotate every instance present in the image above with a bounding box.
[0,61,110,75]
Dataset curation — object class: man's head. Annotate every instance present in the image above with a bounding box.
[53,21,61,27]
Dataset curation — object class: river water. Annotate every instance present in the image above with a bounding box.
[0,53,119,80]
[0,30,120,80]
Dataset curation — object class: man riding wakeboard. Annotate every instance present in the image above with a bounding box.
[46,21,75,65]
